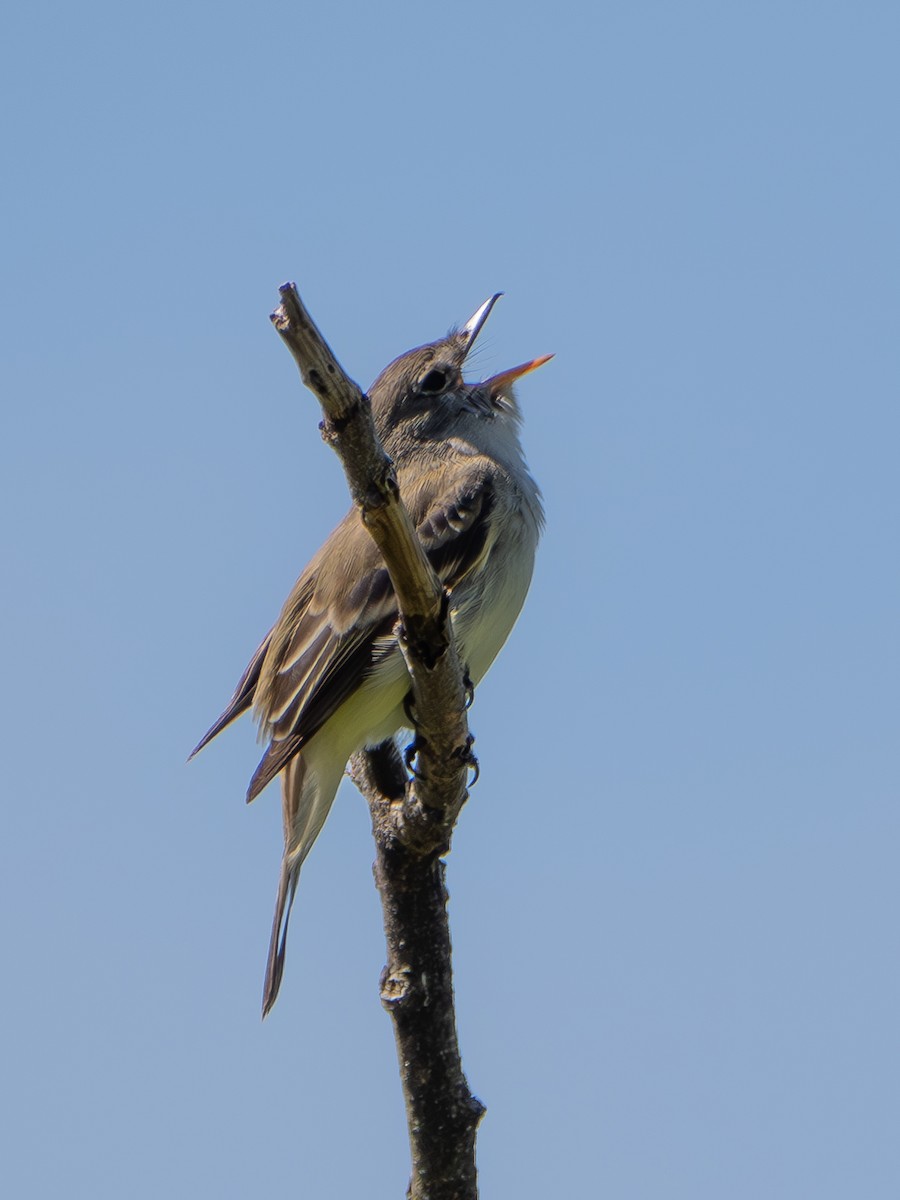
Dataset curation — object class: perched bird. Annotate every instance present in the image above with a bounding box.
[191,295,549,1015]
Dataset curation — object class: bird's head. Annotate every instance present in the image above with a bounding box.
[368,295,552,456]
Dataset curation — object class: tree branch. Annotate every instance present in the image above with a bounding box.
[351,746,485,1200]
[270,284,484,1198]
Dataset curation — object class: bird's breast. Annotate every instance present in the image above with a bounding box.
[451,515,538,687]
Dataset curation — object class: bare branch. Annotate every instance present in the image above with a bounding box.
[351,746,485,1200]
[270,283,484,1198]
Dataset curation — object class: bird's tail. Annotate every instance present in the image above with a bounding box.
[261,752,341,1017]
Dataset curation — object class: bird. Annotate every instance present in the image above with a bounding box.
[191,294,549,1015]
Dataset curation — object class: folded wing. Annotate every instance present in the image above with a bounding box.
[193,462,497,800]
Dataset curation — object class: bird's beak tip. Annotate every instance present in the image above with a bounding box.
[462,294,504,350]
[486,353,554,393]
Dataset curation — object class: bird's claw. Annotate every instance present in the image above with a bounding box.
[456,734,480,787]
[404,733,478,786]
[404,734,425,779]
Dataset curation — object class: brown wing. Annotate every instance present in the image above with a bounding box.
[413,469,496,591]
[198,465,496,800]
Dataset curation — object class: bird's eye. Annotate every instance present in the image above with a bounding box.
[419,368,449,394]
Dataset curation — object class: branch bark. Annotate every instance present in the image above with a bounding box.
[270,283,484,1199]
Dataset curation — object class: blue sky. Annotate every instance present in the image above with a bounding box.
[2,3,898,1196]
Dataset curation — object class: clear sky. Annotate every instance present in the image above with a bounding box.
[2,3,898,1197]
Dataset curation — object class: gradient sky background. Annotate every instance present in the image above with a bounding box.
[3,3,898,1197]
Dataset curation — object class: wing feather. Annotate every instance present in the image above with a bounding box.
[188,630,273,758]
[196,461,498,797]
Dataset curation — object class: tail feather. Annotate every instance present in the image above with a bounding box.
[260,752,342,1017]
[262,857,300,1018]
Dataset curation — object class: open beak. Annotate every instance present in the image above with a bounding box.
[460,294,553,396]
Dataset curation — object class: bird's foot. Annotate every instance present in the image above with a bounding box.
[456,734,480,787]
[462,666,475,710]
